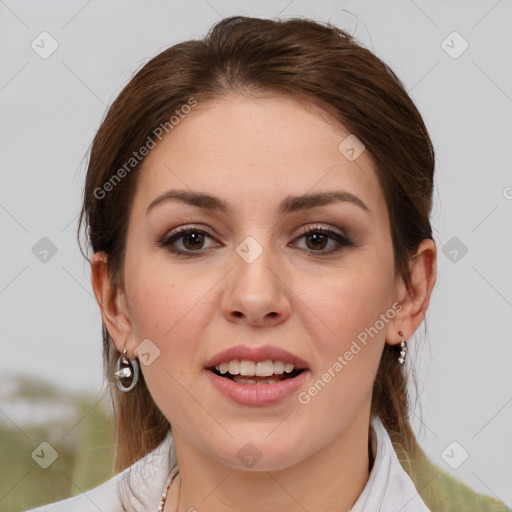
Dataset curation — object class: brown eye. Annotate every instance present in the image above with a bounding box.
[181,231,205,250]
[305,231,329,251]
[160,226,219,256]
[293,226,354,254]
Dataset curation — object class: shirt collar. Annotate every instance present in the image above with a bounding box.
[350,415,430,511]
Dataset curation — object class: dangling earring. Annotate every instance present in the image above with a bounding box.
[114,348,139,392]
[398,330,407,365]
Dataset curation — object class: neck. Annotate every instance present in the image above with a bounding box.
[170,411,372,512]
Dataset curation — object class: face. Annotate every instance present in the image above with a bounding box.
[117,94,402,471]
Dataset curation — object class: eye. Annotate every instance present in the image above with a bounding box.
[159,225,219,256]
[292,225,353,254]
[159,224,354,257]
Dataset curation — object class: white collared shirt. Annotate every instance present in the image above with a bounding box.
[27,415,431,512]
[351,416,431,511]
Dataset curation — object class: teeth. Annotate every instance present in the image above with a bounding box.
[214,359,297,376]
[273,361,285,374]
[240,360,256,376]
[228,360,240,375]
[255,360,274,377]
[232,376,281,385]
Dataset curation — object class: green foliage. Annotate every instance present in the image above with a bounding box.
[395,439,511,512]
[0,376,114,512]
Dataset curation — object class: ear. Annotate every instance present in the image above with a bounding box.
[385,238,437,345]
[90,252,136,358]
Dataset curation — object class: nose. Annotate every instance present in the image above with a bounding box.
[221,240,291,327]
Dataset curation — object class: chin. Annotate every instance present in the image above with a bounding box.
[210,435,305,473]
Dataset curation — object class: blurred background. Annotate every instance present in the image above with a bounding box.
[1,0,511,510]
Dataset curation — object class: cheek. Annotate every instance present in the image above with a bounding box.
[302,245,395,399]
[124,242,195,336]
[123,255,219,379]
[316,250,394,340]
[124,266,205,415]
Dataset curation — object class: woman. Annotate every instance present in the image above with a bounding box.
[27,15,509,512]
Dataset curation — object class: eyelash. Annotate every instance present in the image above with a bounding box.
[159,224,354,257]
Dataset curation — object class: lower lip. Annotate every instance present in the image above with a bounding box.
[205,369,309,406]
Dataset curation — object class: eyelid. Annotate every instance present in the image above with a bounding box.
[159,222,354,256]
[160,223,348,243]
[292,224,354,253]
[295,223,348,239]
[160,224,217,244]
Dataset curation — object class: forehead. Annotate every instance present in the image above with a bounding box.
[133,94,387,219]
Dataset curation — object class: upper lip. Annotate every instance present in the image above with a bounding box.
[204,344,309,370]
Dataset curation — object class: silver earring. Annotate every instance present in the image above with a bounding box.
[114,348,139,392]
[398,331,407,365]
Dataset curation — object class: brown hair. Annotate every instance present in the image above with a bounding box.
[79,15,434,477]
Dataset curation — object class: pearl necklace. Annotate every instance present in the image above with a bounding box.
[157,470,178,512]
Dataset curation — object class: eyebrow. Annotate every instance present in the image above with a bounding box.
[146,189,371,216]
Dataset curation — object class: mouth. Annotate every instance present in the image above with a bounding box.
[204,347,310,405]
[207,360,307,385]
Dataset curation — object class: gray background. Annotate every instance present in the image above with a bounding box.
[1,0,511,506]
